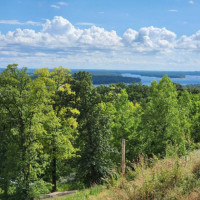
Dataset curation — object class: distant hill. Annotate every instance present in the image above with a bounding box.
[92,75,141,84]
[1,68,200,85]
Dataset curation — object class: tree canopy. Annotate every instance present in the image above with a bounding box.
[0,65,200,199]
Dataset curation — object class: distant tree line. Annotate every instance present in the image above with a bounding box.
[1,64,200,199]
[92,75,141,84]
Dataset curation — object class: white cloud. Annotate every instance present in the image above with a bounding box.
[0,16,121,50]
[0,16,200,70]
[122,26,176,51]
[78,26,122,49]
[176,31,200,50]
[0,19,41,26]
[51,5,60,9]
[51,1,68,9]
[122,29,138,44]
[189,0,194,4]
[57,1,68,6]
[1,16,199,53]
[76,22,95,26]
[168,9,178,12]
[42,17,77,35]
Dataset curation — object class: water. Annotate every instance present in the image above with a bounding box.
[122,73,200,86]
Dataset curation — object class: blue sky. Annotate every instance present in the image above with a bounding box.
[0,0,200,70]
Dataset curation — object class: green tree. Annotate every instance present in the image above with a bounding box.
[72,71,113,186]
[34,67,79,192]
[126,82,150,105]
[139,76,184,156]
[0,100,15,199]
[0,65,52,199]
[190,93,200,143]
[178,90,193,153]
[77,102,112,186]
[108,89,141,163]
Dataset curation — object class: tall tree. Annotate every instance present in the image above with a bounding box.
[0,65,52,199]
[178,90,193,153]
[106,89,142,163]
[139,76,184,156]
[34,67,78,192]
[72,71,113,186]
[190,93,200,143]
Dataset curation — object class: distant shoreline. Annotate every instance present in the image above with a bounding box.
[1,68,200,85]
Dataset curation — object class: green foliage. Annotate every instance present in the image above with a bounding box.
[72,72,113,186]
[103,169,122,189]
[139,75,189,157]
[126,82,150,105]
[1,65,200,199]
[107,89,142,163]
[0,65,78,199]
[34,67,79,192]
[65,185,104,200]
[0,64,52,199]
[190,93,200,143]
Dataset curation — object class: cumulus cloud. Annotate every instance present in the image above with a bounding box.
[1,16,200,53]
[122,26,176,51]
[0,16,200,69]
[76,22,95,26]
[78,26,121,49]
[176,31,200,50]
[42,17,78,36]
[0,16,122,50]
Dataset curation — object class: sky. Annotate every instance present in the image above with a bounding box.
[0,0,200,70]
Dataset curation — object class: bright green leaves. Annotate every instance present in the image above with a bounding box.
[1,66,200,198]
[139,75,189,157]
[104,89,142,163]
[0,65,78,198]
[34,66,78,192]
[0,64,52,199]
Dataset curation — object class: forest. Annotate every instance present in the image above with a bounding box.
[1,64,200,200]
[91,75,140,84]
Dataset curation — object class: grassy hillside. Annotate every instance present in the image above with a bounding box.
[96,150,200,200]
[54,150,200,200]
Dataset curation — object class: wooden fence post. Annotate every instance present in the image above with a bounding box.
[121,139,126,175]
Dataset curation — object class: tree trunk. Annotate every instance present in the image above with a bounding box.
[121,139,126,176]
[3,181,8,199]
[52,156,57,192]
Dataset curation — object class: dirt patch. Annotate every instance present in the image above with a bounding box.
[42,190,77,199]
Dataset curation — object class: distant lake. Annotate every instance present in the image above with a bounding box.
[122,73,200,86]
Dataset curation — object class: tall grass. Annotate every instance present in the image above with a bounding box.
[45,150,200,200]
[64,185,104,200]
[95,150,200,200]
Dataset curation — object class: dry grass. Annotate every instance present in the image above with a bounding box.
[47,151,200,200]
[94,150,200,200]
